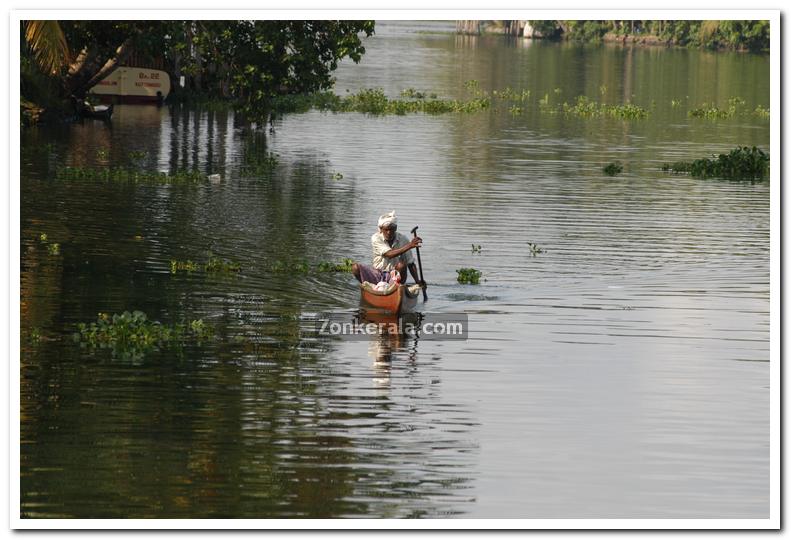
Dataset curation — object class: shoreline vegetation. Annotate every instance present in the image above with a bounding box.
[21,20,769,126]
[467,20,769,52]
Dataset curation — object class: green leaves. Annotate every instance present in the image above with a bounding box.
[457,268,482,285]
[73,311,214,360]
[603,162,624,176]
[662,146,769,180]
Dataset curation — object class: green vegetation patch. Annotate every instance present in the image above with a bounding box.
[56,166,207,184]
[271,88,491,116]
[204,257,242,273]
[661,146,769,180]
[74,310,213,360]
[754,105,770,118]
[37,233,60,256]
[688,97,745,119]
[457,268,482,284]
[316,258,355,272]
[271,258,354,274]
[603,162,624,176]
[558,96,648,119]
[171,257,241,275]
[170,259,199,273]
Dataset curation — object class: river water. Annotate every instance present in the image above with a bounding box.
[19,21,770,519]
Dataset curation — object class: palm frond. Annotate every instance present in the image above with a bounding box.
[24,20,70,75]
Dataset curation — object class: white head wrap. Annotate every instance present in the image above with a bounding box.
[378,210,397,228]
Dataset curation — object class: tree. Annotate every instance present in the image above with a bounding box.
[23,21,69,76]
[181,21,374,121]
[22,20,375,121]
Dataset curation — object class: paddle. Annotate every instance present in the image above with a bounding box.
[410,226,428,301]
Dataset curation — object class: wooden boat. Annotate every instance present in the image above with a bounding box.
[360,282,422,314]
[81,102,114,120]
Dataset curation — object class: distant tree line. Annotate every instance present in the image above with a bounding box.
[527,20,769,51]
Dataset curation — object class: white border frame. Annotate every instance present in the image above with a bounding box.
[7,9,781,530]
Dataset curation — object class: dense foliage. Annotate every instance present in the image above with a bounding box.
[21,20,375,121]
[526,20,769,51]
[661,146,769,180]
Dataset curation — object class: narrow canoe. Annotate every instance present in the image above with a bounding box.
[360,282,422,314]
[81,103,114,120]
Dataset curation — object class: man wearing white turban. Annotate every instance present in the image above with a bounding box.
[352,210,425,288]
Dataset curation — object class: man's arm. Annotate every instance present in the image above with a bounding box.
[383,236,421,259]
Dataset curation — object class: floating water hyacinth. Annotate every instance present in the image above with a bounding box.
[316,258,355,272]
[170,259,199,274]
[73,310,213,360]
[56,166,208,184]
[603,162,623,176]
[661,146,769,180]
[204,257,241,273]
[457,268,482,284]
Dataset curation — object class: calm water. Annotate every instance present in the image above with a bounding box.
[20,21,770,519]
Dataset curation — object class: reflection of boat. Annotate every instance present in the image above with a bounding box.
[358,308,422,328]
[80,102,114,120]
[360,282,422,314]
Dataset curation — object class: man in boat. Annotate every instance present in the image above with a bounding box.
[352,210,426,289]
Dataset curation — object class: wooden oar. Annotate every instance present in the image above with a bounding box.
[411,225,428,301]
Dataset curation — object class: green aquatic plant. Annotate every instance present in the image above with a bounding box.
[471,244,482,253]
[754,105,770,118]
[671,99,681,108]
[37,233,59,255]
[493,87,530,102]
[661,146,769,180]
[527,242,545,255]
[317,258,355,272]
[271,259,311,274]
[73,310,214,360]
[400,88,428,99]
[128,150,147,160]
[599,85,607,96]
[549,96,649,119]
[170,259,199,274]
[688,97,745,120]
[204,257,241,273]
[456,268,482,285]
[333,88,491,115]
[56,166,207,184]
[508,105,523,115]
[332,172,344,180]
[96,149,108,159]
[688,105,734,119]
[603,162,623,176]
[26,327,43,344]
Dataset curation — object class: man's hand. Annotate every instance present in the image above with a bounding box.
[409,236,423,249]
